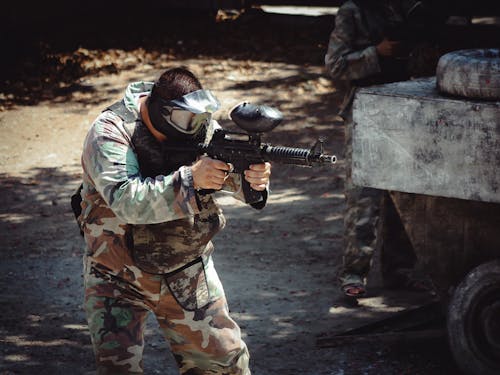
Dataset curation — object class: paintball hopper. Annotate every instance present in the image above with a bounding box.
[229,102,283,133]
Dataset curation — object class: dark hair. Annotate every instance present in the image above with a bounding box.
[150,67,202,101]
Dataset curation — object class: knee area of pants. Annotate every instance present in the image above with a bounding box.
[176,344,249,375]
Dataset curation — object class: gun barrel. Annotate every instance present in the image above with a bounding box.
[262,145,336,166]
[318,154,337,164]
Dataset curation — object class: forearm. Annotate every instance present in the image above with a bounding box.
[324,6,381,82]
[325,41,381,81]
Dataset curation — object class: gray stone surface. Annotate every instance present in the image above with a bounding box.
[352,77,500,203]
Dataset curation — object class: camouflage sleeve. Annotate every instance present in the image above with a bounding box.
[324,5,381,81]
[82,111,200,224]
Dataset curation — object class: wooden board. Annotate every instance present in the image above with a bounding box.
[352,78,500,203]
[390,192,500,293]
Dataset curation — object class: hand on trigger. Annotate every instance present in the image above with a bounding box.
[191,156,231,190]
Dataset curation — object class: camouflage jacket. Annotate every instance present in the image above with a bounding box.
[79,82,266,275]
[324,0,408,117]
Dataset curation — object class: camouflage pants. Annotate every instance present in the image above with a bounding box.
[341,109,415,287]
[341,109,383,286]
[83,255,250,375]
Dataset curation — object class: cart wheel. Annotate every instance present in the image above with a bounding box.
[447,260,500,375]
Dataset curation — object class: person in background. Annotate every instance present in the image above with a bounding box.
[325,0,441,298]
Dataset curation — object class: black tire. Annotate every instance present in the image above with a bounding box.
[447,260,500,375]
[436,49,500,100]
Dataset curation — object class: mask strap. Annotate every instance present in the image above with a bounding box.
[147,96,174,136]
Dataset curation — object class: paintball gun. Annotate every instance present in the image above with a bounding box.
[163,102,336,204]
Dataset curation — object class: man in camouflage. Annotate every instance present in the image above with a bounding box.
[78,67,271,374]
[325,0,440,298]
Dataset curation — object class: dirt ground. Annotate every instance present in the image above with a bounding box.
[3,7,497,375]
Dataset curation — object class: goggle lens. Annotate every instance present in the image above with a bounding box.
[169,109,210,134]
[170,109,194,130]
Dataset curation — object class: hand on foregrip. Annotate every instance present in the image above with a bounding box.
[191,156,231,190]
[244,162,271,191]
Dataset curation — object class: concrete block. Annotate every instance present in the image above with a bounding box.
[352,77,500,203]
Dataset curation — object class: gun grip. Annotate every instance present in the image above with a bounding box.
[242,175,264,204]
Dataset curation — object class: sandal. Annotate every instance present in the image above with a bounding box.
[342,283,366,298]
[340,274,367,298]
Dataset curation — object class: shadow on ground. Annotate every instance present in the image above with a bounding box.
[0,160,459,374]
[0,5,486,373]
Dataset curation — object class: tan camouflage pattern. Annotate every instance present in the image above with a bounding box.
[84,256,249,374]
[130,194,225,274]
[80,81,259,373]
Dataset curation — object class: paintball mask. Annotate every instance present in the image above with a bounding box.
[148,89,221,141]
